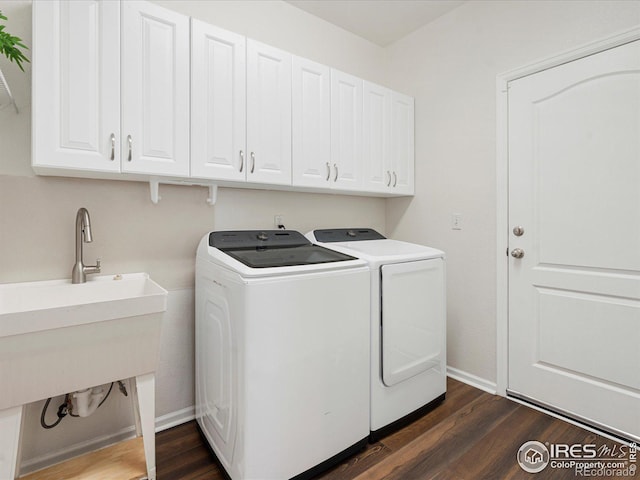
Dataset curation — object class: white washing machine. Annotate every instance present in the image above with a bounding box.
[195,230,370,480]
[307,228,446,440]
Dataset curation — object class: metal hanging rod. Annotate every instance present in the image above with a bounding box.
[0,67,18,113]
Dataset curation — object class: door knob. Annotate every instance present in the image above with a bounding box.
[511,248,525,259]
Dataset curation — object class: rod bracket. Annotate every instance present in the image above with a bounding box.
[149,178,217,206]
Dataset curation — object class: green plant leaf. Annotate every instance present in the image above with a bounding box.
[0,10,30,72]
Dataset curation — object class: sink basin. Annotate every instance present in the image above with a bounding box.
[0,273,167,338]
[0,273,167,411]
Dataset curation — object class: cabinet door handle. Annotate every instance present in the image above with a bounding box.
[326,162,331,181]
[387,171,392,187]
[250,152,255,174]
[393,171,397,187]
[109,133,115,161]
[333,163,338,182]
[239,150,244,172]
[127,135,132,162]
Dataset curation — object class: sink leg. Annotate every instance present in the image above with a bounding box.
[134,374,156,480]
[0,405,23,480]
[132,379,142,438]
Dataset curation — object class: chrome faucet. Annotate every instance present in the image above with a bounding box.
[71,207,101,284]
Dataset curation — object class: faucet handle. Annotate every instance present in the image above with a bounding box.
[84,258,101,275]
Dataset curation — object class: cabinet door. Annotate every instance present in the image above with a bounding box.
[331,70,363,190]
[390,92,415,195]
[121,1,190,177]
[191,20,246,181]
[362,81,391,193]
[292,56,331,188]
[246,40,292,186]
[32,0,120,173]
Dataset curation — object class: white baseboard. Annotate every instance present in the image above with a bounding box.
[156,406,195,433]
[19,406,195,476]
[447,366,498,395]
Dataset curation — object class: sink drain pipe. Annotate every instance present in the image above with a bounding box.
[40,381,126,429]
[72,387,107,417]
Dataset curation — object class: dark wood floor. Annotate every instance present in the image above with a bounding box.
[156,378,634,479]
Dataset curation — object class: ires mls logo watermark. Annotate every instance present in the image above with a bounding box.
[517,441,550,473]
[518,440,637,477]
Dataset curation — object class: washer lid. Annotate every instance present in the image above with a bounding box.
[209,230,358,268]
[306,229,445,264]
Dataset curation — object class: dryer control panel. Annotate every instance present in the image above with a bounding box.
[312,228,386,243]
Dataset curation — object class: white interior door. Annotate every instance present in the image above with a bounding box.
[508,39,640,442]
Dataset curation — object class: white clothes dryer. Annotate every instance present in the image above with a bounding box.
[306,228,446,440]
[196,230,370,480]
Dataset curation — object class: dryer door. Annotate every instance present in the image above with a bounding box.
[381,258,445,386]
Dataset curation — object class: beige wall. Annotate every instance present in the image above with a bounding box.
[384,0,640,384]
[0,0,386,468]
[153,0,386,82]
[0,0,387,289]
[3,0,640,469]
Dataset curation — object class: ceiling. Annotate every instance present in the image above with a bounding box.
[285,0,465,47]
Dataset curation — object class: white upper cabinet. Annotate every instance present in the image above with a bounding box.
[362,81,391,193]
[363,82,415,195]
[390,92,415,195]
[292,56,331,188]
[331,70,363,190]
[191,20,246,181]
[246,40,292,186]
[32,2,413,197]
[33,0,121,173]
[33,0,190,178]
[121,1,190,177]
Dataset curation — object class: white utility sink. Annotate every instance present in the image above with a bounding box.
[0,273,167,339]
[0,273,167,480]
